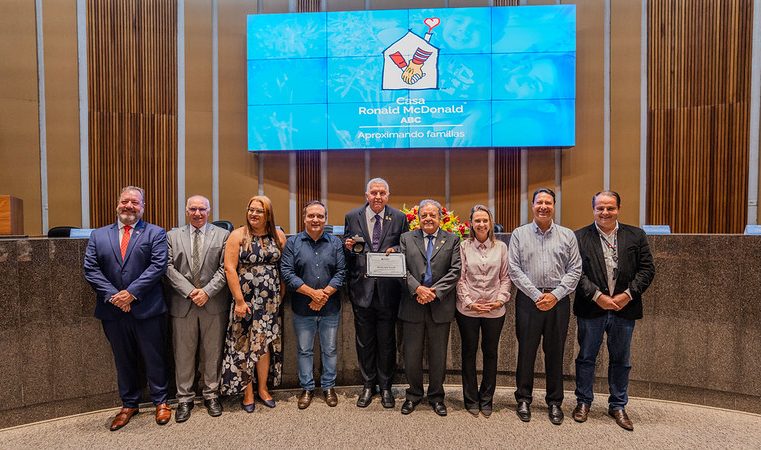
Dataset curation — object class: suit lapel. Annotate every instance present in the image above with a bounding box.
[587,225,607,277]
[412,229,426,258]
[615,225,628,287]
[200,223,215,266]
[429,230,449,261]
[377,208,393,248]
[122,220,145,265]
[180,224,192,269]
[357,206,371,243]
[109,223,121,263]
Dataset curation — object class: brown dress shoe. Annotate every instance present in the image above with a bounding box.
[155,403,172,425]
[324,388,338,407]
[572,403,590,423]
[298,390,314,410]
[609,408,634,431]
[110,407,138,431]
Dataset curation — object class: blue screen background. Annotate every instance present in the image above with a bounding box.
[246,5,576,151]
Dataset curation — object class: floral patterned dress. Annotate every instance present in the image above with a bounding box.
[220,236,283,395]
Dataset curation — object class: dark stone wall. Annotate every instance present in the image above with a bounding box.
[1,234,759,428]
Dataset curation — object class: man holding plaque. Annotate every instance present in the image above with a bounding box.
[398,199,461,417]
[344,178,408,409]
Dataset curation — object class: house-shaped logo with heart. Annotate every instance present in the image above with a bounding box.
[382,18,441,91]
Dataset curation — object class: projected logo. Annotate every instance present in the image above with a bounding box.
[383,18,441,90]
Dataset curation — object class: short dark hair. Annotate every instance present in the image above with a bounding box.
[302,200,327,218]
[592,190,621,208]
[532,187,556,204]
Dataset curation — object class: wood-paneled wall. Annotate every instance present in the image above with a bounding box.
[495,148,521,231]
[647,0,752,233]
[87,0,177,229]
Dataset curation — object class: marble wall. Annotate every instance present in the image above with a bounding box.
[1,234,759,428]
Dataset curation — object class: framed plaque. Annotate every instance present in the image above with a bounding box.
[366,253,406,278]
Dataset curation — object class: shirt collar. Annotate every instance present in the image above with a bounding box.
[531,220,555,235]
[594,221,619,238]
[423,228,439,240]
[365,205,386,221]
[191,223,207,234]
[300,230,328,243]
[472,238,493,250]
[118,220,138,230]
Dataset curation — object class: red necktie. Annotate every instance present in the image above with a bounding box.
[120,225,132,259]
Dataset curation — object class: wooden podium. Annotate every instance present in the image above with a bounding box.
[0,195,23,235]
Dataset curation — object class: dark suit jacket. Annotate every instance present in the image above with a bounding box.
[399,229,461,324]
[343,204,408,309]
[574,223,655,320]
[84,220,169,321]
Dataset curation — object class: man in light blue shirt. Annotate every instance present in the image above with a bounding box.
[508,187,581,425]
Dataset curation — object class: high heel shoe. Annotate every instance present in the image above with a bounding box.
[241,398,255,413]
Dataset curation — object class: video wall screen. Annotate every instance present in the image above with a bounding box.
[246,5,576,151]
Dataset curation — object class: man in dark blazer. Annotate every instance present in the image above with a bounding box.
[343,178,408,409]
[83,186,171,431]
[572,191,655,431]
[398,199,461,417]
[165,195,230,422]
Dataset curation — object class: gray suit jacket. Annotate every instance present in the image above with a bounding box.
[164,223,230,317]
[399,228,462,324]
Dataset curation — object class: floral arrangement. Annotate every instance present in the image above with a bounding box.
[401,204,470,240]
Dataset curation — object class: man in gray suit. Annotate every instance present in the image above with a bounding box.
[399,199,461,417]
[165,195,230,422]
[343,178,408,409]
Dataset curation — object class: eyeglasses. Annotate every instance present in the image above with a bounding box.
[187,207,208,213]
[247,208,265,215]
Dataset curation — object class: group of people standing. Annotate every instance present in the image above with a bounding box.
[83,178,654,433]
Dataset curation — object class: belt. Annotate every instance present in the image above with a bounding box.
[539,288,555,293]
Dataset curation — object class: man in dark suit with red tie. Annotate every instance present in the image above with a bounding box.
[343,178,408,408]
[572,191,655,431]
[83,186,171,430]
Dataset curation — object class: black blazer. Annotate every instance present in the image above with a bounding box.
[343,205,408,309]
[574,223,655,320]
[399,229,462,324]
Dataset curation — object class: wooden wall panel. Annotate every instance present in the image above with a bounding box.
[494,148,521,231]
[0,0,41,235]
[87,0,177,230]
[647,0,751,233]
[43,0,82,230]
[296,151,321,231]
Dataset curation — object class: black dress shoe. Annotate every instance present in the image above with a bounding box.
[549,404,564,425]
[480,403,493,418]
[175,402,193,423]
[380,389,395,409]
[516,401,531,422]
[204,398,223,417]
[400,399,419,415]
[357,387,375,408]
[431,401,447,417]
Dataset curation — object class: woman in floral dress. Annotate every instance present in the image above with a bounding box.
[220,195,286,411]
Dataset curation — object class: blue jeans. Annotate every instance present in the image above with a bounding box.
[292,312,340,391]
[574,312,635,410]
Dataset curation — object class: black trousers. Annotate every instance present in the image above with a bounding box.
[455,310,506,409]
[514,291,570,406]
[402,306,451,403]
[352,290,398,390]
